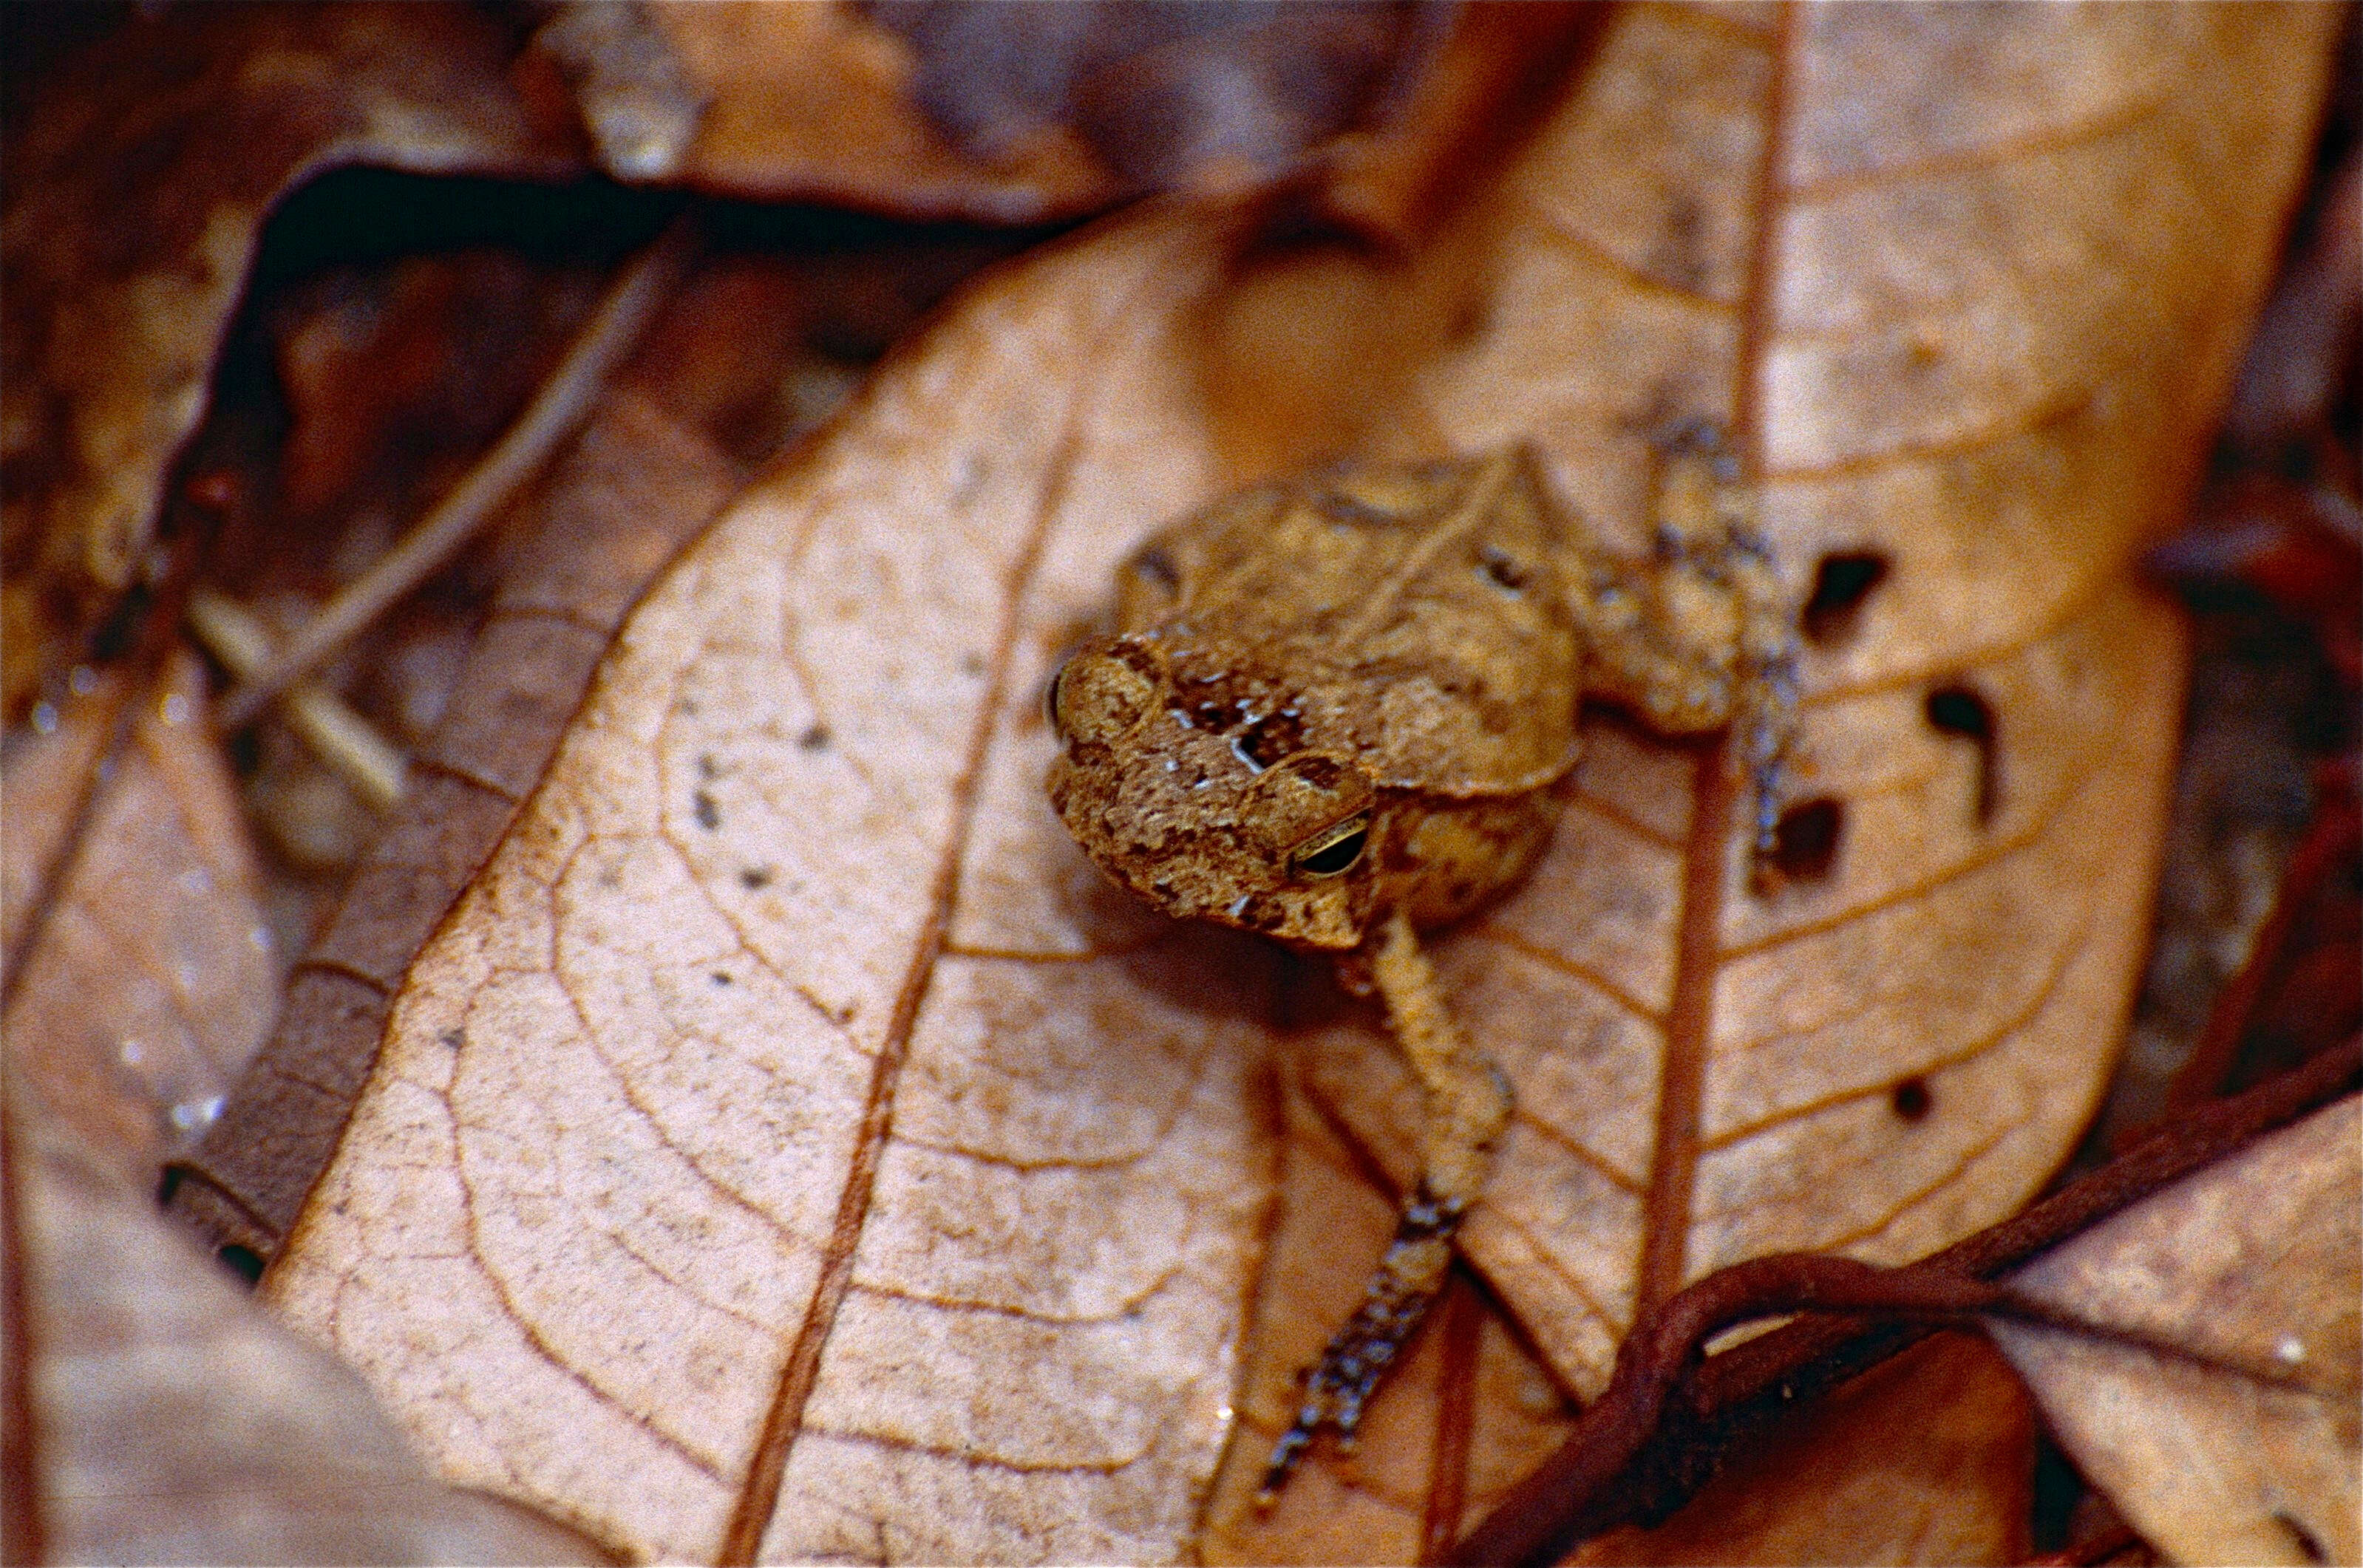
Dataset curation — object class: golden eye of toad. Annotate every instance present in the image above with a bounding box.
[1291,812,1370,878]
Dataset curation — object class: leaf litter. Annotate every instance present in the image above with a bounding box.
[259,6,2339,1563]
[1,4,2355,1564]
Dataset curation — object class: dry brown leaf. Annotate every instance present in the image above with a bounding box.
[2,1092,605,1565]
[1,652,276,1190]
[258,6,2335,1562]
[1566,1333,2033,1567]
[1283,0,2328,1396]
[268,213,1275,1562]
[1991,1096,2362,1567]
[0,2,580,717]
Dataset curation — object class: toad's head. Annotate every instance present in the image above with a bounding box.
[1044,634,1379,950]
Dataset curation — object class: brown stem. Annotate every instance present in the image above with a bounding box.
[1446,1036,2362,1567]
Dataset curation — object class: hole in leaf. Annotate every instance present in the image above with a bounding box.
[1800,551,1889,645]
[1767,797,1843,882]
[1925,684,1999,824]
[218,1244,265,1286]
[1891,1077,1932,1122]
[2274,1512,2328,1565]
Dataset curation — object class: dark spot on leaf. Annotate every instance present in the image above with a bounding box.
[217,1244,264,1286]
[962,652,986,676]
[1926,684,1999,823]
[698,753,720,780]
[1891,1077,1932,1122]
[438,1029,463,1051]
[1801,551,1889,645]
[799,723,831,751]
[740,866,772,890]
[1767,797,1843,882]
[693,790,721,831]
[712,971,732,986]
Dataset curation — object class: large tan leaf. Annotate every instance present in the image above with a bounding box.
[1992,1096,2362,1567]
[262,5,2335,1561]
[1282,0,2326,1398]
[268,216,1276,1562]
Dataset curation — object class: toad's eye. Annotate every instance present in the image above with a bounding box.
[1291,812,1370,879]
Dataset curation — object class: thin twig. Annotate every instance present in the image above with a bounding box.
[187,590,407,812]
[214,214,697,731]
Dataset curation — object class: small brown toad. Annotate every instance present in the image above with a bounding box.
[1045,429,1795,1498]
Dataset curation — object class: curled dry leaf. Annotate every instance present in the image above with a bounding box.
[0,2,581,717]
[1992,1096,2362,1568]
[261,4,2336,1562]
[3,1096,604,1565]
[1,652,276,1190]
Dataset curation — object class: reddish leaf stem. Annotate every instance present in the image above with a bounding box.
[1445,1035,2361,1567]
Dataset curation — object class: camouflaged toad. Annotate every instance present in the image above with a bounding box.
[1047,429,1795,1496]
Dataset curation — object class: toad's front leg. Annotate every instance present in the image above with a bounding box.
[1259,907,1512,1503]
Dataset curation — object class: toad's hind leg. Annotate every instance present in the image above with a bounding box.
[1259,908,1512,1504]
[1567,420,1799,856]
